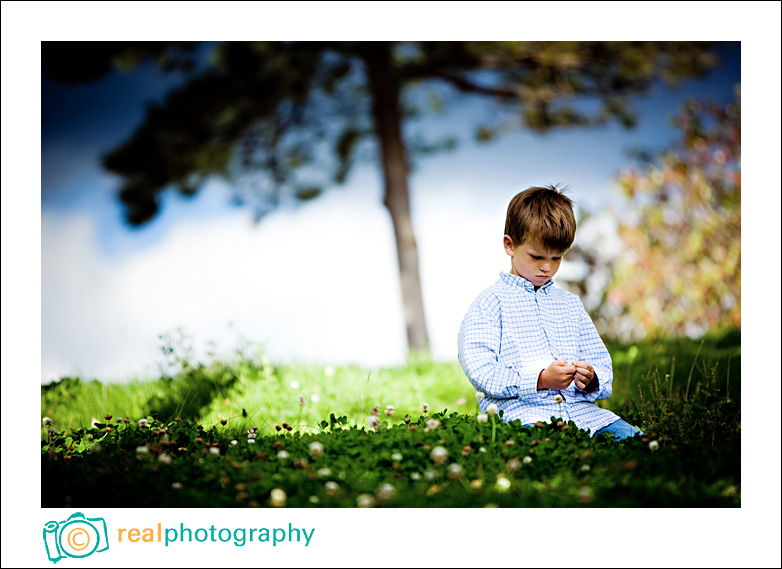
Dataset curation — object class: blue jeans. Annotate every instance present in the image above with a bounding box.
[594,419,643,440]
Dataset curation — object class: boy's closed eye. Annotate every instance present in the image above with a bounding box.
[530,254,561,261]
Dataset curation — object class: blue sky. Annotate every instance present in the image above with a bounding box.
[42,42,741,243]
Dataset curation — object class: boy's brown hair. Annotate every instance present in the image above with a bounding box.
[504,184,576,253]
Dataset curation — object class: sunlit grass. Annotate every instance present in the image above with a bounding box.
[200,361,479,435]
[42,329,740,438]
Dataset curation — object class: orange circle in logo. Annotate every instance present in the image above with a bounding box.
[67,527,90,551]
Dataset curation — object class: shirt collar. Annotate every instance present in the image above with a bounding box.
[498,271,554,294]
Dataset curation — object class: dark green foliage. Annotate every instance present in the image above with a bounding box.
[144,363,240,422]
[604,328,740,409]
[42,402,739,508]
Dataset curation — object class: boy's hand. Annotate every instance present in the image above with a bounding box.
[573,361,597,391]
[538,359,576,390]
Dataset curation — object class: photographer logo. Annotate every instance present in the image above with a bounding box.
[43,512,109,563]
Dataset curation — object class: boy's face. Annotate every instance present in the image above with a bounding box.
[503,236,564,289]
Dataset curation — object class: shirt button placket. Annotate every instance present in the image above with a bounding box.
[538,291,554,361]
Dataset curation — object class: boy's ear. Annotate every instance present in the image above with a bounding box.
[503,235,515,256]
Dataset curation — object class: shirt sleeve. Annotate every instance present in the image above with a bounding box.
[458,297,543,402]
[572,299,613,402]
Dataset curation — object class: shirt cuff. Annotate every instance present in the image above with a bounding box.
[517,362,549,401]
[575,373,601,401]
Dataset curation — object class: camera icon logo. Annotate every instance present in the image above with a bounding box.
[43,512,109,563]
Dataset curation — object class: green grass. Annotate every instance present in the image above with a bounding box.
[41,329,740,508]
[42,329,740,436]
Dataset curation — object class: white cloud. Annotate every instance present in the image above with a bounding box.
[39,182,485,382]
[41,178,619,383]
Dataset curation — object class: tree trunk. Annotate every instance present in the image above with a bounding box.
[362,44,431,356]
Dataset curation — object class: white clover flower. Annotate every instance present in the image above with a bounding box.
[136,445,149,455]
[495,476,511,492]
[577,486,594,503]
[391,452,403,462]
[324,365,335,377]
[475,391,486,400]
[230,440,238,446]
[649,440,660,452]
[580,464,591,473]
[356,493,377,508]
[309,495,320,504]
[310,393,321,403]
[367,415,381,430]
[487,403,499,416]
[384,405,395,416]
[298,394,307,406]
[309,441,325,457]
[447,463,465,480]
[289,380,300,389]
[507,458,521,472]
[476,413,488,424]
[42,417,53,427]
[270,488,287,507]
[554,394,564,405]
[318,467,332,478]
[421,402,430,413]
[410,472,422,481]
[424,418,441,432]
[423,469,438,481]
[171,482,183,490]
[138,418,148,428]
[209,446,220,456]
[479,447,487,453]
[522,456,533,465]
[48,427,59,436]
[324,481,339,495]
[247,439,256,444]
[430,446,448,465]
[277,450,290,461]
[376,483,395,501]
[158,453,173,464]
[247,432,257,439]
[116,417,123,423]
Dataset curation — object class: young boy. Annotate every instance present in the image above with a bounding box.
[458,185,641,440]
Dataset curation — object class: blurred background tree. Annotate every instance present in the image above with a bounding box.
[587,87,741,340]
[42,41,725,355]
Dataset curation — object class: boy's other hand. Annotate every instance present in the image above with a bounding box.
[573,361,596,391]
[538,360,576,390]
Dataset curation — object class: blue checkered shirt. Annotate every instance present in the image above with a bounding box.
[458,272,620,435]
